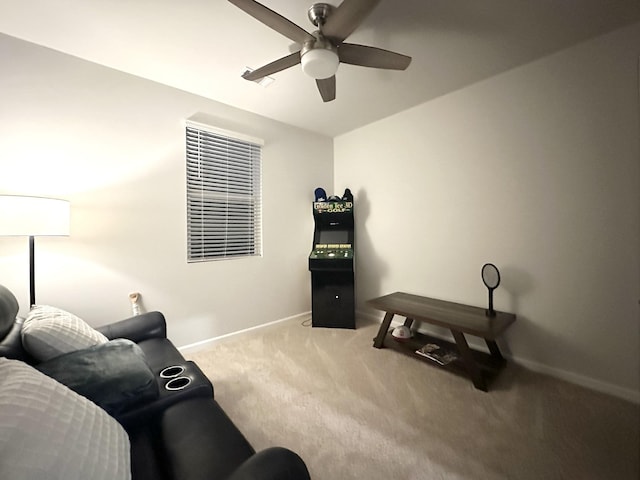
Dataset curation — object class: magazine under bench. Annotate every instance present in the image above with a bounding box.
[368,292,516,392]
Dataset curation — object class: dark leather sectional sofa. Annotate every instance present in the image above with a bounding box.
[0,284,310,480]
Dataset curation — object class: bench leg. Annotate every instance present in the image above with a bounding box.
[486,339,505,362]
[373,312,395,348]
[451,330,487,392]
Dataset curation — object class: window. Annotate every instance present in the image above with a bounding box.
[186,122,262,261]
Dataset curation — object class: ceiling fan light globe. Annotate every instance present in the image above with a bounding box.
[301,48,339,79]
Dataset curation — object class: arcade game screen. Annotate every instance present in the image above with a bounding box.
[318,229,350,245]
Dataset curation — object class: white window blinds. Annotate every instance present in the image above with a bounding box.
[186,123,262,261]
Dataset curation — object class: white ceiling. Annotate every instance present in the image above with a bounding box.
[1,0,639,137]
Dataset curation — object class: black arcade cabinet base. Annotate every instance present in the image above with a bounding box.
[311,271,355,329]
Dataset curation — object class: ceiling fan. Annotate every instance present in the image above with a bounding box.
[229,0,412,102]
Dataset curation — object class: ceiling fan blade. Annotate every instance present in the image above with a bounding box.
[316,76,336,102]
[228,0,314,44]
[242,52,300,81]
[322,0,381,42]
[339,43,411,70]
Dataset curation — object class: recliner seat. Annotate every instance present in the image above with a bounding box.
[0,284,310,480]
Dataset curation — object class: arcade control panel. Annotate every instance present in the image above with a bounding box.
[309,243,353,270]
[309,244,353,260]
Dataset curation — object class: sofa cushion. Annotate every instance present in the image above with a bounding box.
[37,338,159,416]
[0,357,131,480]
[21,305,108,361]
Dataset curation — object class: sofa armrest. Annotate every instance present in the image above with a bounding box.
[97,311,167,342]
[226,447,311,480]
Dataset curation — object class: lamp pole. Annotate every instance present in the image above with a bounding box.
[29,235,35,307]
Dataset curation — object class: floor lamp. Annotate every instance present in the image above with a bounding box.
[0,195,70,307]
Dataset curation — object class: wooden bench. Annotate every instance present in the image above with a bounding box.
[368,292,516,391]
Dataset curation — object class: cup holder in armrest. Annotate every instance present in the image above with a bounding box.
[115,361,214,427]
[165,376,192,391]
[159,365,185,379]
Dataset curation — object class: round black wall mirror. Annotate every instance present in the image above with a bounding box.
[481,263,501,316]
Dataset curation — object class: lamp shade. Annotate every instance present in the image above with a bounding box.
[301,48,339,80]
[0,195,70,236]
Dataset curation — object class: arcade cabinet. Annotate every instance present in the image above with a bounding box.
[308,188,355,329]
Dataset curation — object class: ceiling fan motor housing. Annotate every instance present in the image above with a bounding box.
[308,3,334,27]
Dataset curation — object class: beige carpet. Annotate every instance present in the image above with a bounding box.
[187,318,639,480]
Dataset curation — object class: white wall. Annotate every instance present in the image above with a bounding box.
[335,23,640,401]
[0,34,333,346]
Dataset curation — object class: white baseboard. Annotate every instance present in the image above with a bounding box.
[178,311,311,355]
[510,355,640,404]
[356,309,640,405]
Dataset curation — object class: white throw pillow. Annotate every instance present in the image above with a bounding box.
[0,357,131,480]
[21,305,108,361]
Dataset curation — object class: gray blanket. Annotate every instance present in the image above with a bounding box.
[37,338,158,416]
